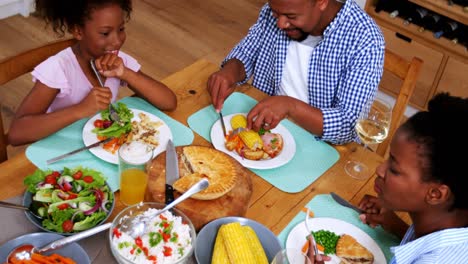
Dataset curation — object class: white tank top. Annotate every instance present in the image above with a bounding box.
[278,35,322,103]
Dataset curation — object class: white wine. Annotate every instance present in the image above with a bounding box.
[355,119,389,145]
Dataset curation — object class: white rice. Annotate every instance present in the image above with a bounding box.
[112,208,193,263]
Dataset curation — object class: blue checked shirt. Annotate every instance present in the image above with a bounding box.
[390,225,468,264]
[224,0,385,144]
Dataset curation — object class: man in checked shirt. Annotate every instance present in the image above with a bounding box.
[207,0,385,145]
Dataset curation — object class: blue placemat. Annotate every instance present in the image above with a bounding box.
[25,97,194,192]
[277,194,400,262]
[187,92,339,193]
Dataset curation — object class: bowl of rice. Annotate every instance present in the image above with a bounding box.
[109,202,196,264]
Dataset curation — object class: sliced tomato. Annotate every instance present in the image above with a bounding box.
[57,203,69,210]
[62,220,73,232]
[44,175,57,185]
[51,171,61,178]
[82,176,94,183]
[93,119,104,128]
[72,171,83,180]
[67,193,78,200]
[163,246,172,256]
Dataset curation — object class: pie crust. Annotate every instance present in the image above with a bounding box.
[336,234,374,264]
[172,146,237,200]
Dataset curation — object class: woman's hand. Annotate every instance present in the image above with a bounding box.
[94,53,125,78]
[358,194,409,238]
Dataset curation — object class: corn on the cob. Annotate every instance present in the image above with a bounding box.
[230,115,247,130]
[239,130,263,150]
[242,225,269,264]
[212,229,230,264]
[220,222,256,264]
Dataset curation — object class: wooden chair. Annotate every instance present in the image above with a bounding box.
[0,38,76,162]
[375,49,423,157]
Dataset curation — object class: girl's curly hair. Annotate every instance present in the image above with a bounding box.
[35,0,132,36]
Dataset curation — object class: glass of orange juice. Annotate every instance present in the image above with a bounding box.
[118,141,154,205]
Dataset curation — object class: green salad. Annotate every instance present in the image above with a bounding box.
[92,102,134,138]
[24,167,114,233]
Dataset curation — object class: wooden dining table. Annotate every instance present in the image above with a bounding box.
[0,59,391,262]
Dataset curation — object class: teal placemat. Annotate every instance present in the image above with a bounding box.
[277,194,400,262]
[25,97,194,192]
[187,92,339,193]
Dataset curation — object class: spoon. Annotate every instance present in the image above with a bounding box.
[128,178,209,238]
[0,201,43,220]
[7,222,112,262]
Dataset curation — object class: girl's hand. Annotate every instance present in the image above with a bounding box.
[94,53,125,78]
[307,235,331,264]
[78,86,112,117]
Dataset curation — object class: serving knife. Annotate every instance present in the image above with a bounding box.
[46,137,113,165]
[165,139,179,205]
[330,192,364,214]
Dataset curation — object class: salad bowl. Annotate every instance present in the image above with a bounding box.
[22,166,115,236]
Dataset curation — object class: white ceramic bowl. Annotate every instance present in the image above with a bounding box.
[109,202,196,264]
[195,216,282,263]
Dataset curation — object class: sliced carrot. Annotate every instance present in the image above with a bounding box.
[301,207,315,218]
[301,240,325,254]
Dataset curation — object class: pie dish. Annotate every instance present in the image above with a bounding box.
[173,146,237,200]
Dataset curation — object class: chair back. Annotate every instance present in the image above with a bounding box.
[376,49,423,157]
[0,38,76,162]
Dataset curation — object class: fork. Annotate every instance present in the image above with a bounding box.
[89,59,121,125]
[305,208,322,262]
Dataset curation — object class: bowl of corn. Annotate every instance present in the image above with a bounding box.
[195,216,282,263]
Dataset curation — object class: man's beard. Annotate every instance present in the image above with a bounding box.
[285,28,309,42]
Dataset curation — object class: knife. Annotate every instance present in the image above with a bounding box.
[46,137,113,165]
[219,111,227,137]
[330,192,364,214]
[165,139,179,205]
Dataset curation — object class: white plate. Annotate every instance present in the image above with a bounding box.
[210,113,296,169]
[82,108,173,164]
[286,217,386,264]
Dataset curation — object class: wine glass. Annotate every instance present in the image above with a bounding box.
[271,248,312,264]
[345,96,392,180]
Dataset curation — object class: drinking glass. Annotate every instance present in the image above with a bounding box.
[345,96,392,180]
[271,248,312,264]
[118,141,154,205]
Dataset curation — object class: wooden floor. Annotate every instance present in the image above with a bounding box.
[0,0,265,157]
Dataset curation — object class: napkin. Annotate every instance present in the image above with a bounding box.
[187,92,339,193]
[277,194,400,262]
[25,97,194,192]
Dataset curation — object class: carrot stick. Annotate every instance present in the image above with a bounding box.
[301,240,325,254]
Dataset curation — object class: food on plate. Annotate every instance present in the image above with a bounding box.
[224,114,284,161]
[212,222,268,264]
[173,146,237,200]
[23,167,113,233]
[111,208,193,263]
[127,112,163,148]
[312,229,341,255]
[336,234,374,264]
[6,253,77,264]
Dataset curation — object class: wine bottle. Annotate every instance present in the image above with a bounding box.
[388,0,410,19]
[418,13,441,32]
[433,20,459,40]
[375,0,391,13]
[404,6,429,26]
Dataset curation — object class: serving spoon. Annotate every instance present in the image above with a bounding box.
[7,222,112,262]
[125,178,209,238]
[0,201,43,220]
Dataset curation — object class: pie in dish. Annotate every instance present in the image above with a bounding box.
[172,146,237,200]
[336,234,374,264]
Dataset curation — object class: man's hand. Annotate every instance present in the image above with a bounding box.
[77,86,112,117]
[207,69,237,112]
[358,194,409,238]
[247,96,294,131]
[94,53,125,78]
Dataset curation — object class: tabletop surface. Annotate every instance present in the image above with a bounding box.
[0,59,387,261]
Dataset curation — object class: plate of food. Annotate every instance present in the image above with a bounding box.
[210,113,296,169]
[22,166,114,236]
[0,232,90,264]
[82,103,173,164]
[286,217,386,264]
